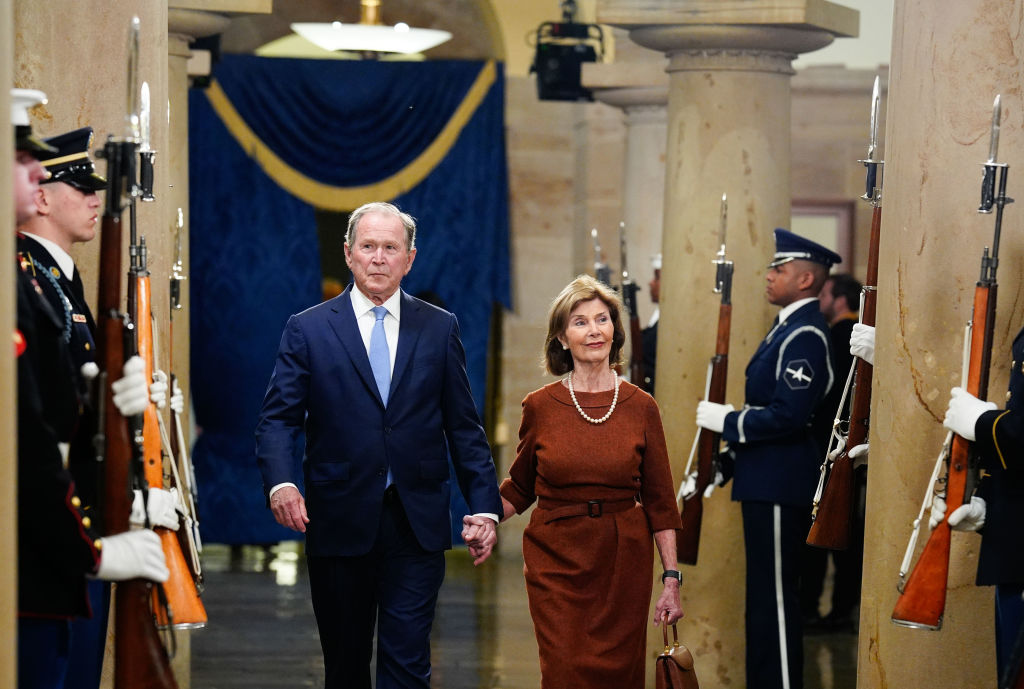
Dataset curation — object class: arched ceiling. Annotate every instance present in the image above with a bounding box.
[219,0,504,61]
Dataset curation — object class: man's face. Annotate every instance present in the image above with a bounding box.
[344,211,416,305]
[818,279,836,321]
[649,268,661,304]
[765,261,809,307]
[13,151,47,225]
[40,182,102,246]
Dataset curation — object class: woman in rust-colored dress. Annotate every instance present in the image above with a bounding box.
[499,275,684,689]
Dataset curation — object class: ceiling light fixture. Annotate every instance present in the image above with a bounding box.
[291,0,451,55]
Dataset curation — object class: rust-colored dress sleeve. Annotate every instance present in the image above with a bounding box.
[500,391,538,514]
[638,395,682,533]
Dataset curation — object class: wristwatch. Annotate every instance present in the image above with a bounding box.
[661,569,682,584]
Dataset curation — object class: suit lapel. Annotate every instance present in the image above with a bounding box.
[327,286,384,407]
[390,290,423,399]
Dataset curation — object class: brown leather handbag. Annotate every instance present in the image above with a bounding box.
[655,621,700,689]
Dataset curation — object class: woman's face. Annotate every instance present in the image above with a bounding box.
[558,297,614,368]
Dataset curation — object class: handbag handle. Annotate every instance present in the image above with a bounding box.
[661,614,680,652]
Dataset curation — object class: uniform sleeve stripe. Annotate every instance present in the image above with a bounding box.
[991,410,1012,470]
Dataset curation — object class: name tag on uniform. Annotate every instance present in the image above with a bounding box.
[73,313,88,323]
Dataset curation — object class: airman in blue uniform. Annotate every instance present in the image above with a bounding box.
[696,228,840,689]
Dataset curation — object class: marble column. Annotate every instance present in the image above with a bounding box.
[596,3,858,686]
[859,1,1024,687]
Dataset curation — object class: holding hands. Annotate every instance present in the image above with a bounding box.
[461,515,497,566]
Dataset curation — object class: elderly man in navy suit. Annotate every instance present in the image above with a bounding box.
[696,229,840,689]
[256,201,502,689]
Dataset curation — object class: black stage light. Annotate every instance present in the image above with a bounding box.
[530,1,605,102]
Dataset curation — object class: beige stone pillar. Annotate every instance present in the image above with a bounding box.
[860,1,1024,687]
[585,31,669,328]
[596,3,858,686]
[1,0,15,685]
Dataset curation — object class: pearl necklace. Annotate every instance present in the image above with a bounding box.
[567,370,620,424]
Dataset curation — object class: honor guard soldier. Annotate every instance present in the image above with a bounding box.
[940,326,1024,678]
[695,228,840,689]
[12,95,169,689]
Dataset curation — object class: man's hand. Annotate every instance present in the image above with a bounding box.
[95,530,169,582]
[944,387,996,441]
[111,355,149,417]
[929,494,947,531]
[150,369,169,409]
[848,443,869,468]
[270,486,309,533]
[461,514,497,566]
[850,323,875,365]
[696,401,735,433]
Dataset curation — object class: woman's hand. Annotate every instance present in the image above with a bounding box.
[653,579,684,626]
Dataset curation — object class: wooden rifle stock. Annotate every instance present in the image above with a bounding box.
[134,256,207,629]
[807,200,881,549]
[892,283,995,629]
[677,302,730,565]
[97,133,179,689]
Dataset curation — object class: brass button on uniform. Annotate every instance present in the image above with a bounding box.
[1007,390,1013,402]
[71,496,81,508]
[81,516,92,529]
[94,539,103,550]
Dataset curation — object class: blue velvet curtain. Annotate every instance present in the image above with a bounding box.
[189,56,509,545]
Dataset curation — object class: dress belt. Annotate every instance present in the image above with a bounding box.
[536,497,638,524]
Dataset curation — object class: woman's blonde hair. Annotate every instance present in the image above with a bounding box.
[542,274,626,376]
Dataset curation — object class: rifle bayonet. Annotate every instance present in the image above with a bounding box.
[712,193,733,302]
[591,228,611,286]
[980,94,1007,214]
[171,209,186,312]
[858,75,884,203]
[139,81,156,202]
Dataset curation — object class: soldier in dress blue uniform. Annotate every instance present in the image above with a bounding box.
[695,228,840,689]
[940,329,1024,681]
[11,93,169,689]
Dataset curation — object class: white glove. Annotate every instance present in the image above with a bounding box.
[130,487,181,531]
[928,494,947,531]
[703,467,725,498]
[948,496,986,532]
[827,436,847,462]
[111,356,149,417]
[150,369,168,410]
[80,362,99,381]
[170,379,184,415]
[944,387,996,441]
[696,401,735,433]
[94,530,169,582]
[680,471,698,500]
[848,443,869,468]
[850,323,876,365]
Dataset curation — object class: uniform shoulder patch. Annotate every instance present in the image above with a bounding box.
[783,358,814,389]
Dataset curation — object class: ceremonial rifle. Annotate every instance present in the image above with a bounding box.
[807,76,883,550]
[892,95,1012,630]
[131,84,207,630]
[95,17,179,689]
[677,194,732,566]
[168,208,204,588]
[591,228,612,286]
[618,221,645,389]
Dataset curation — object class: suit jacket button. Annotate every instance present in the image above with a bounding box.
[384,426,391,434]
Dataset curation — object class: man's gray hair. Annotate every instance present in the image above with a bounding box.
[345,201,417,251]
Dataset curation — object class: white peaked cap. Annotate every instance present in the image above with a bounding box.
[11,88,47,126]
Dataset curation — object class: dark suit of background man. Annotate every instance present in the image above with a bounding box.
[802,273,865,634]
[696,229,839,689]
[256,201,502,689]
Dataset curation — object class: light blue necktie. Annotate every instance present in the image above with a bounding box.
[369,306,390,406]
[370,306,393,488]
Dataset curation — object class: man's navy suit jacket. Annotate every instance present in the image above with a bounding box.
[256,285,501,556]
